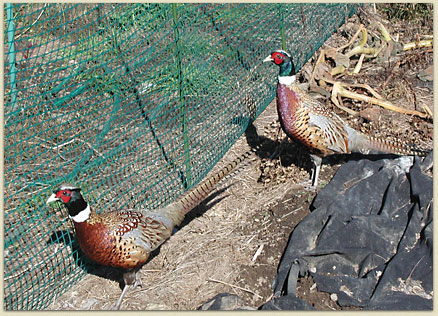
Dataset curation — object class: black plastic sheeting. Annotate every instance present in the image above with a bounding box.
[262,152,433,310]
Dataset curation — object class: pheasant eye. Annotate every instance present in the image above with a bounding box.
[56,189,72,202]
[272,53,285,65]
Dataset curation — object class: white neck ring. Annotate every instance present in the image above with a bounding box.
[278,75,296,85]
[69,204,91,223]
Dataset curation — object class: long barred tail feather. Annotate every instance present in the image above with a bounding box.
[170,145,258,216]
[366,135,429,157]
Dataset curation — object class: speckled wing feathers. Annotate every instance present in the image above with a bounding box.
[307,104,349,154]
[111,210,172,251]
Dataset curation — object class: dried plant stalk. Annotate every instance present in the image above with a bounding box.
[333,83,430,119]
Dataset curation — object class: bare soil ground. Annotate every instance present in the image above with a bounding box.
[47,4,433,310]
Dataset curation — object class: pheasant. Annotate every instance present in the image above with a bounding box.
[46,148,254,309]
[263,50,427,188]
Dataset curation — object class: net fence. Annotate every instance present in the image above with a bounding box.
[3,3,358,310]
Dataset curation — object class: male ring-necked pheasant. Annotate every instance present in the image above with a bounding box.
[263,50,427,188]
[46,149,254,309]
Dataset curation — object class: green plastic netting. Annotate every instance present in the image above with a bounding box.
[4,3,358,310]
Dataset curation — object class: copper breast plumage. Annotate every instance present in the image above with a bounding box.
[73,209,170,270]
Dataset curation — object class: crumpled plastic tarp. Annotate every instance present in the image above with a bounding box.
[262,152,433,310]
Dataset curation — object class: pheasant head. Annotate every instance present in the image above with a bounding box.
[46,183,91,222]
[263,50,297,85]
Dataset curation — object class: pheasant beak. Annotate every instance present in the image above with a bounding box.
[46,193,59,205]
[263,55,273,63]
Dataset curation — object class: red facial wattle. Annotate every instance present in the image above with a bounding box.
[272,53,285,65]
[56,190,72,203]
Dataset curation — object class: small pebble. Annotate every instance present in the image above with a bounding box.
[330,293,338,302]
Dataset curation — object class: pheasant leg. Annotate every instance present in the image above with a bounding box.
[114,284,130,310]
[133,271,142,288]
[310,154,322,188]
[113,270,139,310]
